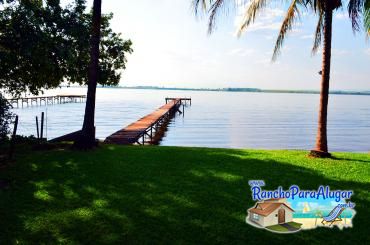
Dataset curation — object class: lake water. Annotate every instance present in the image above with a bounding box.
[11,87,370,152]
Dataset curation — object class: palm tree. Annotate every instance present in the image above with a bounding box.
[74,0,102,149]
[194,0,368,157]
[314,209,323,226]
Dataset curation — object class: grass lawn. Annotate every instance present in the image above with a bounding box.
[287,221,303,229]
[265,224,289,232]
[1,145,369,244]
[266,222,302,233]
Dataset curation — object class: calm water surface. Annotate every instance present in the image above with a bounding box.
[11,87,370,152]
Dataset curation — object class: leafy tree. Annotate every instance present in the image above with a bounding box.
[0,93,13,142]
[63,1,133,87]
[194,0,368,157]
[0,0,132,96]
[0,0,66,95]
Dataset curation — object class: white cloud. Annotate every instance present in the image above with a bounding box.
[256,58,271,64]
[290,28,303,34]
[228,48,255,57]
[365,49,370,56]
[332,49,351,56]
[246,22,282,32]
[264,34,275,40]
[234,3,285,34]
[257,8,285,21]
[300,34,314,39]
[335,12,347,20]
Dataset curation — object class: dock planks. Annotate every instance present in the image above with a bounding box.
[105,98,190,145]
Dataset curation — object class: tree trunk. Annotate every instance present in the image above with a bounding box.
[74,0,102,149]
[310,8,333,158]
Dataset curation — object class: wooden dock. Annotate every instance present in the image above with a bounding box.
[165,97,191,105]
[105,98,191,145]
[8,94,86,108]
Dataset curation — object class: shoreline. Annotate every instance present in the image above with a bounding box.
[55,86,370,96]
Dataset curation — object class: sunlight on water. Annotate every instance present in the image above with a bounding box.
[11,87,370,152]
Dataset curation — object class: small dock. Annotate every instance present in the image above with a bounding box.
[8,94,86,108]
[105,98,191,145]
[165,97,191,105]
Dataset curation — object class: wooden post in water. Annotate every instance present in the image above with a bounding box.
[36,116,40,139]
[9,115,18,160]
[40,112,44,140]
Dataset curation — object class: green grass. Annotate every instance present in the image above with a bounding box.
[265,224,289,232]
[266,222,302,233]
[287,222,303,229]
[1,145,369,244]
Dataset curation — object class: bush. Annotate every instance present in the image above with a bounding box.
[0,93,13,142]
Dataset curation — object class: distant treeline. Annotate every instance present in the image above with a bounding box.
[101,86,370,96]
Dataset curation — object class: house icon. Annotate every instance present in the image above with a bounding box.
[247,198,295,227]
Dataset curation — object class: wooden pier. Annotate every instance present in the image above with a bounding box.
[105,98,191,145]
[8,94,86,108]
[165,97,191,105]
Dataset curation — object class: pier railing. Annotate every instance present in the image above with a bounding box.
[105,98,191,145]
[8,95,86,108]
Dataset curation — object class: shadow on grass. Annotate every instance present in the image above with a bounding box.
[331,156,370,163]
[0,146,369,244]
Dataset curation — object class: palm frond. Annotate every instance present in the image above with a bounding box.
[348,0,365,32]
[193,0,209,15]
[237,0,270,37]
[272,0,301,61]
[365,0,370,36]
[303,0,326,16]
[208,0,227,34]
[312,9,324,54]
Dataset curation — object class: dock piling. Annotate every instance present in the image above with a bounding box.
[40,112,44,139]
[9,115,18,160]
[36,116,39,139]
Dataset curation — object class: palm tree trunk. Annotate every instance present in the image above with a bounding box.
[310,8,333,158]
[74,0,102,149]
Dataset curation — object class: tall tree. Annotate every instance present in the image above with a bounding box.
[73,0,102,149]
[0,0,132,96]
[194,0,368,157]
[0,0,68,95]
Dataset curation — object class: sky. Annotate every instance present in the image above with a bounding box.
[66,0,370,90]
